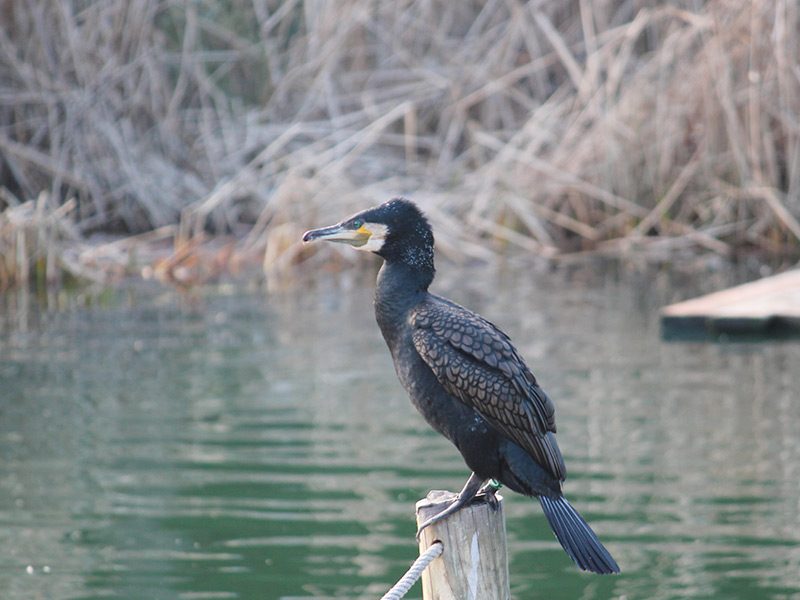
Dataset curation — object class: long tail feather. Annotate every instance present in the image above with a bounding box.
[538,495,620,574]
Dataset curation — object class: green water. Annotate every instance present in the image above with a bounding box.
[1,263,799,599]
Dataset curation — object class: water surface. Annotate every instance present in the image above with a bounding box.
[1,262,799,599]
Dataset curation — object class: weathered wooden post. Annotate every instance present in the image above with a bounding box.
[416,489,510,600]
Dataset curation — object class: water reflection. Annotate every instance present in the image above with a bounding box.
[1,263,799,599]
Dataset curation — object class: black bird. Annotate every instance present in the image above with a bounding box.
[302,198,619,574]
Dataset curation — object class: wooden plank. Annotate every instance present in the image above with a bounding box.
[661,269,800,337]
[416,490,510,600]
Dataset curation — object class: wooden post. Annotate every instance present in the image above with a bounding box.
[416,489,510,600]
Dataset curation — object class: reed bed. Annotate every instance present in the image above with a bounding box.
[1,0,799,288]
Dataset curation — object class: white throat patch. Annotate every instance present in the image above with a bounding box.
[356,222,389,252]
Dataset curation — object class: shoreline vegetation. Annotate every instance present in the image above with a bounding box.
[1,1,800,291]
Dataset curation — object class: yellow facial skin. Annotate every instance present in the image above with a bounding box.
[356,222,389,252]
[352,224,372,247]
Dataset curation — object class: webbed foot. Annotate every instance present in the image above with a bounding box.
[416,472,485,540]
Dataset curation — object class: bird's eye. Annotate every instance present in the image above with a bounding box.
[352,219,363,229]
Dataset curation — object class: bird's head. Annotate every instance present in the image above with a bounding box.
[302,198,434,270]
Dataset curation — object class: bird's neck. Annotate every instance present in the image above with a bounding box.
[374,259,432,345]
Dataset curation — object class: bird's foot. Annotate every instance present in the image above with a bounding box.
[416,473,484,540]
[415,494,470,540]
[478,479,503,511]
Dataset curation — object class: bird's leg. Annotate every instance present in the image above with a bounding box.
[478,479,503,511]
[416,472,485,540]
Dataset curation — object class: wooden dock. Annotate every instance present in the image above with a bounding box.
[661,269,800,338]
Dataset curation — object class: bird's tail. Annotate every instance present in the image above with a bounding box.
[538,495,620,574]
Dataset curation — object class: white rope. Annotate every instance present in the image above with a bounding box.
[380,541,444,600]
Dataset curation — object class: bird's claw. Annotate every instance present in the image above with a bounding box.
[416,473,487,540]
[415,508,443,541]
[482,488,500,511]
[415,493,466,540]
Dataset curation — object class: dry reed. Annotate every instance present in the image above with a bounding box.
[1,0,799,287]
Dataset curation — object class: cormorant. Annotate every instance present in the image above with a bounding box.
[302,198,619,574]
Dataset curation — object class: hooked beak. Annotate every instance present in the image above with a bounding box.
[302,223,371,247]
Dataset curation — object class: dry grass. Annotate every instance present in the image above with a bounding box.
[1,0,799,287]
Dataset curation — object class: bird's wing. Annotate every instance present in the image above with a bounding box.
[411,297,566,481]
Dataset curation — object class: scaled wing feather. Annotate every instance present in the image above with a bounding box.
[411,297,566,481]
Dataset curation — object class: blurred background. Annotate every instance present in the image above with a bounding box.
[1,1,800,599]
